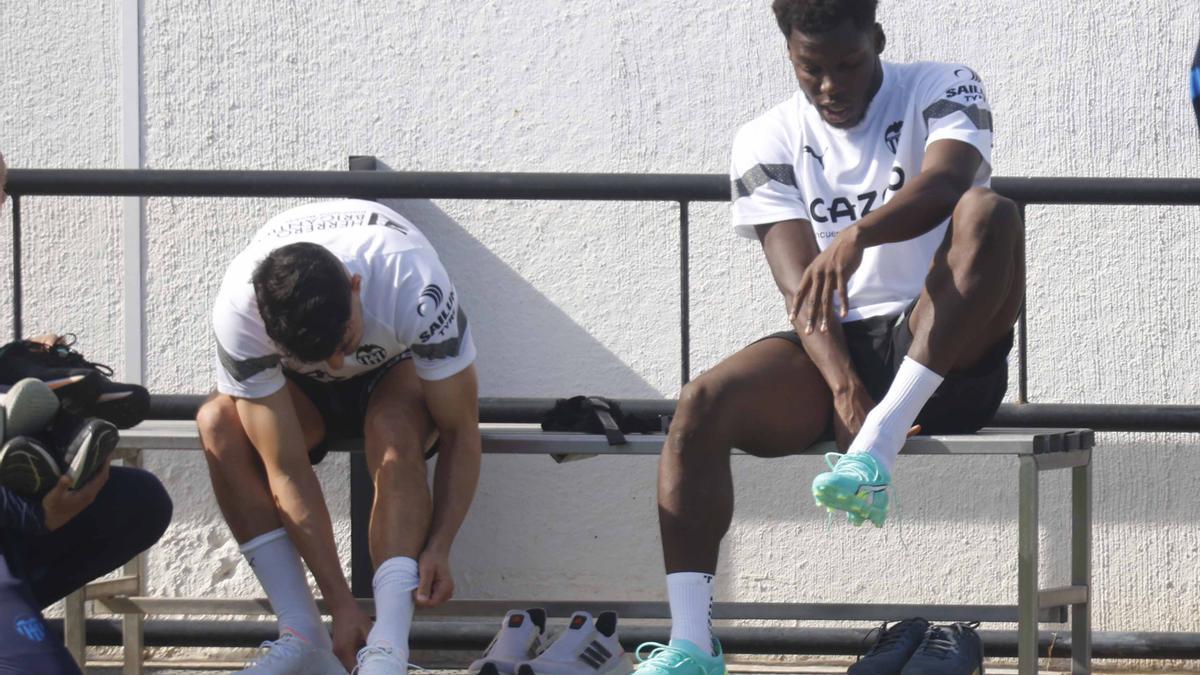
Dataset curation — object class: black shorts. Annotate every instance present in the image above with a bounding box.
[284,353,411,464]
[762,300,1012,435]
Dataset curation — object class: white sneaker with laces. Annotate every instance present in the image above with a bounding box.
[516,611,632,675]
[469,608,550,675]
[353,642,408,674]
[240,631,348,674]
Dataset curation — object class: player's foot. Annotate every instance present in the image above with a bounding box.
[812,452,891,527]
[2,378,60,438]
[630,639,725,675]
[241,631,348,674]
[0,435,61,497]
[49,414,118,490]
[847,618,929,674]
[517,611,631,675]
[900,622,984,675]
[469,609,550,675]
[353,642,407,675]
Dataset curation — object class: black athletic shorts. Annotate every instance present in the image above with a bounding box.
[762,300,1013,436]
[284,353,411,464]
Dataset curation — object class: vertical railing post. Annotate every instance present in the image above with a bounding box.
[679,201,690,387]
[1017,202,1028,404]
[11,194,22,341]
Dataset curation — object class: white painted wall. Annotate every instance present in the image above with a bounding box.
[3,0,1200,660]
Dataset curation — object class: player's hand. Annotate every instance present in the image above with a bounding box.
[41,458,111,531]
[330,601,371,668]
[791,227,865,333]
[831,386,875,452]
[415,546,455,608]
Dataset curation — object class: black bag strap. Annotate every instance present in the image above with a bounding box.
[584,396,626,446]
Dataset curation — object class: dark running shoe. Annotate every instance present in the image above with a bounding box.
[46,414,119,490]
[0,436,62,497]
[849,618,929,675]
[0,336,149,428]
[900,622,984,675]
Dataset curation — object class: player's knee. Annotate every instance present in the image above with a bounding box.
[953,187,1021,250]
[374,445,429,489]
[196,396,238,453]
[672,378,731,443]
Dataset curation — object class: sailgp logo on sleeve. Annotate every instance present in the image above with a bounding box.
[417,284,443,317]
[15,615,46,642]
[884,120,903,153]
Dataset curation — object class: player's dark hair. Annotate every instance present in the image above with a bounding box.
[771,0,878,36]
[252,242,351,363]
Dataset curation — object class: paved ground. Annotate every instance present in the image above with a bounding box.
[82,661,1200,674]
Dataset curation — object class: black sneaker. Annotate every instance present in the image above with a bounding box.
[0,336,149,428]
[849,618,929,675]
[899,622,985,675]
[44,414,119,490]
[0,436,62,497]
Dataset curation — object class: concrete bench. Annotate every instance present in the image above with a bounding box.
[68,420,1095,675]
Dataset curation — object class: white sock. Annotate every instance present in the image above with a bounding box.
[240,528,331,650]
[667,572,714,655]
[848,357,944,475]
[367,556,420,662]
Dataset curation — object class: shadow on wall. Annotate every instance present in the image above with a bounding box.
[373,197,662,399]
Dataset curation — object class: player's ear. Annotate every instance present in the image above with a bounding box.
[349,273,362,293]
[874,23,886,55]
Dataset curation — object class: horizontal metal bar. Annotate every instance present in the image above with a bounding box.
[118,420,1089,457]
[1039,585,1089,609]
[93,597,1064,623]
[84,576,140,600]
[1034,450,1092,471]
[7,169,1200,206]
[50,619,1200,658]
[5,169,729,202]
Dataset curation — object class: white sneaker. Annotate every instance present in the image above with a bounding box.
[353,642,407,674]
[241,631,348,674]
[516,611,632,675]
[469,608,550,675]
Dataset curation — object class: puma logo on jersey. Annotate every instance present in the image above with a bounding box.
[802,145,825,168]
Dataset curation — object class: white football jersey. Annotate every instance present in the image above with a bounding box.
[731,61,993,321]
[212,199,476,399]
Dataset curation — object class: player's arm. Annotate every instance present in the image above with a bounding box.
[758,219,874,449]
[796,139,982,333]
[848,139,982,247]
[415,364,481,606]
[235,387,357,614]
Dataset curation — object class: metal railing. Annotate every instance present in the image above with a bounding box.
[6,168,1200,429]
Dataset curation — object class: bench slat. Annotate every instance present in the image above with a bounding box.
[119,421,1093,456]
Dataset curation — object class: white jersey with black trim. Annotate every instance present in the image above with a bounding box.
[730,61,993,322]
[212,199,476,400]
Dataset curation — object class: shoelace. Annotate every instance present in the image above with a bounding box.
[634,642,704,674]
[353,643,402,674]
[247,633,305,667]
[917,622,979,658]
[47,334,115,376]
[857,618,926,660]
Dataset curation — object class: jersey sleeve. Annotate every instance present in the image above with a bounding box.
[394,251,477,382]
[729,116,808,239]
[212,290,286,399]
[919,64,994,171]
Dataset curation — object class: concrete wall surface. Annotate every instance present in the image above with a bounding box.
[2,0,1200,654]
